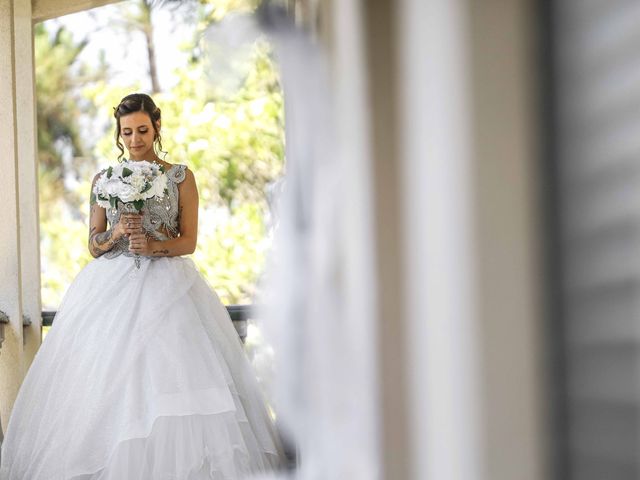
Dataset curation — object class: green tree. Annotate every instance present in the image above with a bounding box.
[35,22,106,307]
[38,0,285,308]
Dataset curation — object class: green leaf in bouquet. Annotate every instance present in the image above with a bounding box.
[133,199,144,211]
[98,194,108,202]
[106,166,113,178]
[122,167,133,177]
[140,183,152,193]
[109,196,117,208]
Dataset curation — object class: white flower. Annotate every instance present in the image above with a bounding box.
[149,174,168,198]
[129,174,146,191]
[94,174,107,193]
[95,196,110,209]
[103,177,124,197]
[111,164,124,178]
[118,183,138,203]
[92,160,167,211]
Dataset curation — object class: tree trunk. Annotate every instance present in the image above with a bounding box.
[142,0,161,93]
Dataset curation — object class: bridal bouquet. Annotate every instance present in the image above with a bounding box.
[92,160,168,268]
[92,160,168,212]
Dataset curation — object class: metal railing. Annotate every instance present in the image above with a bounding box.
[0,310,6,448]
[41,304,254,342]
[0,310,8,350]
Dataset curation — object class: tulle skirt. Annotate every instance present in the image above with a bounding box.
[0,254,286,479]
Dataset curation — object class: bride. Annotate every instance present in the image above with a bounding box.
[0,93,287,479]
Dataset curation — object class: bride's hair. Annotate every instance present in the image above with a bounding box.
[113,93,167,160]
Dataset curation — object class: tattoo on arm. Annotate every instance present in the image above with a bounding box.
[153,249,169,255]
[88,174,112,257]
[95,230,112,245]
[89,228,115,257]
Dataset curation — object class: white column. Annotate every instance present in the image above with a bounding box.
[397,0,483,478]
[355,0,545,478]
[467,0,546,478]
[328,0,381,477]
[394,0,547,478]
[0,0,26,437]
[360,1,412,477]
[15,0,42,371]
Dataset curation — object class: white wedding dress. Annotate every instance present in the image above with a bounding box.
[0,164,287,479]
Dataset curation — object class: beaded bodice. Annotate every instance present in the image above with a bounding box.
[103,164,188,259]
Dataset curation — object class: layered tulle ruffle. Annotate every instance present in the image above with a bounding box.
[0,255,285,479]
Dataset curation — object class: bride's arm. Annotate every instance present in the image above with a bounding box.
[129,168,199,257]
[88,172,137,258]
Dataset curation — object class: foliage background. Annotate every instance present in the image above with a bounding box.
[37,0,285,310]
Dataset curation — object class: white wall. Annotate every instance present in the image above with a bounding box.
[350,0,547,478]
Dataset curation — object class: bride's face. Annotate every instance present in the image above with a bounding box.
[120,111,158,161]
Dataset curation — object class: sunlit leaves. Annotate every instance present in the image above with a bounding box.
[38,0,284,307]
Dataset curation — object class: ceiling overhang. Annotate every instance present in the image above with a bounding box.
[32,0,122,23]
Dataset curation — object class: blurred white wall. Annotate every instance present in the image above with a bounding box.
[0,0,549,478]
[311,0,546,478]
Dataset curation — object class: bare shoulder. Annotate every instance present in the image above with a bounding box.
[176,165,196,186]
[183,166,195,182]
[182,170,197,196]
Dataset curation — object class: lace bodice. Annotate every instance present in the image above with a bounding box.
[102,164,188,259]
